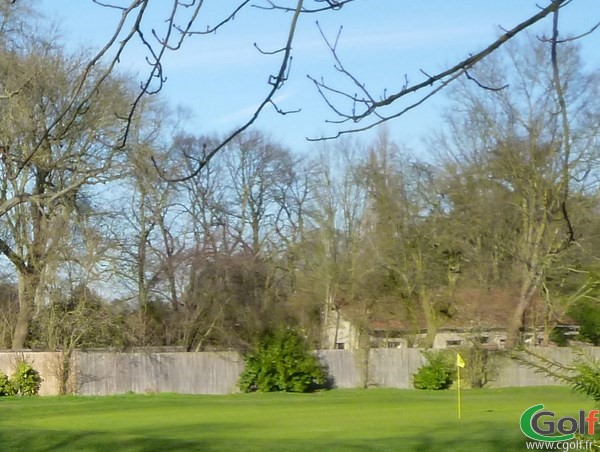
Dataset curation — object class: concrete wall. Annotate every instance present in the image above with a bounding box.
[0,347,598,395]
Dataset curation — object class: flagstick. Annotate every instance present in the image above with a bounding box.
[457,365,461,420]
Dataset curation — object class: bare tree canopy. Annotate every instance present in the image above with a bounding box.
[15,0,599,180]
[0,0,599,353]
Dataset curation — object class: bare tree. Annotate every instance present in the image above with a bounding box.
[307,0,589,139]
[0,39,135,349]
[1,1,597,354]
[105,117,190,345]
[354,128,464,348]
[436,35,600,348]
[302,138,368,349]
[3,1,585,179]
[222,130,294,256]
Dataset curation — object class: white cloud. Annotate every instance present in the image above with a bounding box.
[212,91,295,126]
[160,24,493,73]
[335,26,493,50]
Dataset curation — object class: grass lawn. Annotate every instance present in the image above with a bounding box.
[0,386,595,451]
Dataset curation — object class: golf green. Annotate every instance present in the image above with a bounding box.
[0,386,596,451]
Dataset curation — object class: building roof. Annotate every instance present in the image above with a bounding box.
[334,286,577,333]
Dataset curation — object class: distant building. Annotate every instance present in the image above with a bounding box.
[322,288,579,350]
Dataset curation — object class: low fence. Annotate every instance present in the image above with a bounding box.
[75,351,244,395]
[0,352,60,396]
[0,347,598,396]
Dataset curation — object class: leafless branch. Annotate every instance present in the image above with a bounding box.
[269,99,301,115]
[253,0,354,13]
[16,0,150,177]
[254,42,286,55]
[465,70,509,92]
[307,70,463,140]
[308,0,568,140]
[92,0,128,11]
[558,19,600,42]
[550,1,575,245]
[154,0,306,183]
[539,18,600,43]
[173,1,251,36]
[14,0,262,180]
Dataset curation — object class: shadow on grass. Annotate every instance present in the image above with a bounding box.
[0,428,221,451]
[0,420,528,452]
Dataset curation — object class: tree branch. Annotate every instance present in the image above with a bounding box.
[308,0,568,139]
[155,0,305,182]
[550,1,575,245]
[253,0,354,13]
[0,236,26,274]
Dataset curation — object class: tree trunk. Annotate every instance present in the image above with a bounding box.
[12,271,41,350]
[505,277,539,349]
[159,218,180,313]
[420,291,438,348]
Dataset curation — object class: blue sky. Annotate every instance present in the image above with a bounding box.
[38,1,600,156]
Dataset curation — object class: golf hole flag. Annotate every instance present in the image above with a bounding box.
[456,353,465,419]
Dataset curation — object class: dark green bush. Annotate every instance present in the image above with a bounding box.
[239,329,326,393]
[549,327,569,346]
[0,372,15,396]
[413,350,455,390]
[10,362,42,396]
[568,299,600,345]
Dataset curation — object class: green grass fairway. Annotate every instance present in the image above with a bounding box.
[0,387,595,451]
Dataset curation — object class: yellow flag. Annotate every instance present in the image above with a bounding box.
[456,353,465,368]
